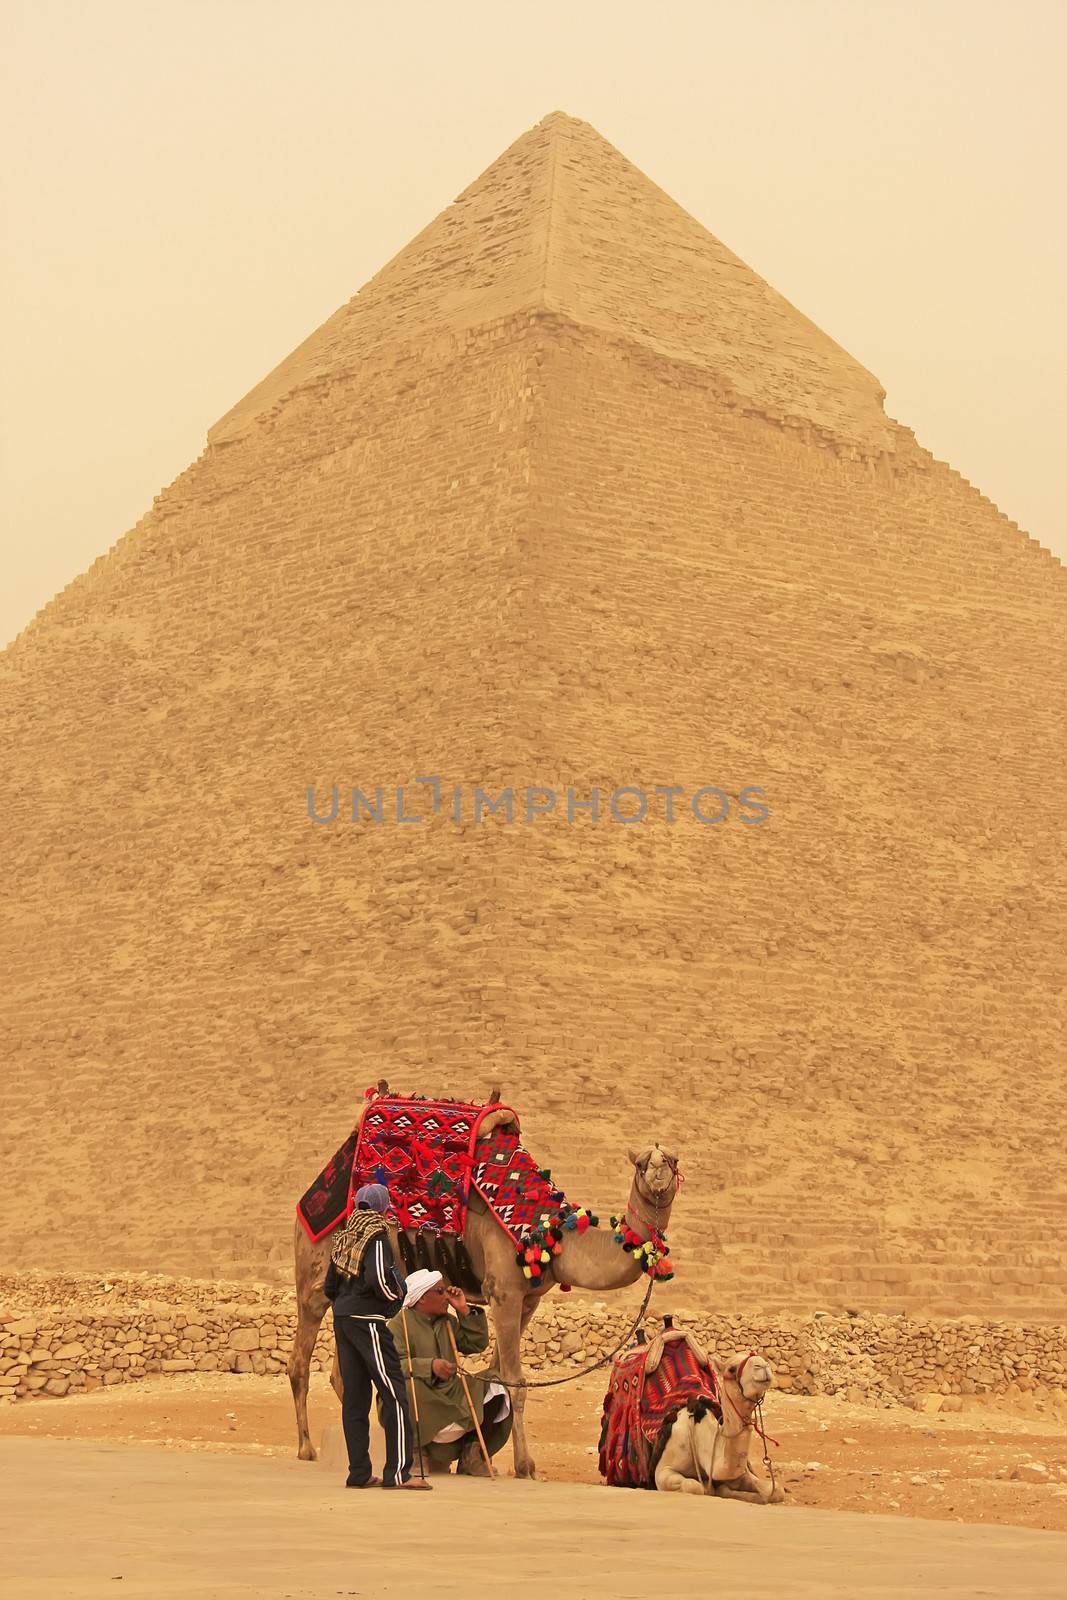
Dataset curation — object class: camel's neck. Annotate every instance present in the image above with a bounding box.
[553,1222,641,1291]
[715,1381,759,1477]
[718,1382,757,1438]
[622,1173,675,1239]
[552,1176,676,1293]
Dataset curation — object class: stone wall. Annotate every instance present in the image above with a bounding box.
[3,1277,1065,1413]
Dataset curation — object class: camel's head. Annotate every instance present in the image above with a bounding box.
[723,1350,775,1403]
[627,1144,681,1204]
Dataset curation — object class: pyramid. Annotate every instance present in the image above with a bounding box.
[2,114,1065,1317]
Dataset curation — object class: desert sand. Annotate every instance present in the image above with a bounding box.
[3,1420,1067,1600]
[2,1369,1067,1580]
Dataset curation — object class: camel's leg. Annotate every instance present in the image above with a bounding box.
[655,1464,705,1495]
[737,1466,779,1502]
[715,1469,780,1503]
[288,1294,327,1461]
[491,1290,536,1479]
[483,1284,537,1372]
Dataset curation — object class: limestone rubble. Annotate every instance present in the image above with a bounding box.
[2,1274,1065,1416]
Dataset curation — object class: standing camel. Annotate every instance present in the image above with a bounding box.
[289,1140,682,1479]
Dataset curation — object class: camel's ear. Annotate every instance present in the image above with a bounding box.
[488,1086,501,1104]
[377,1078,389,1096]
[724,1360,738,1378]
[627,1148,640,1167]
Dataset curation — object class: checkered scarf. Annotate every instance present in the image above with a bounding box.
[330,1207,388,1279]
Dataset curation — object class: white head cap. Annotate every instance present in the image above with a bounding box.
[402,1268,444,1310]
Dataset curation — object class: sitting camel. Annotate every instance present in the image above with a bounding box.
[289,1106,682,1480]
[652,1350,785,1501]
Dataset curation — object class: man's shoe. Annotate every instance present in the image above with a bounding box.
[381,1477,433,1490]
[346,1474,381,1488]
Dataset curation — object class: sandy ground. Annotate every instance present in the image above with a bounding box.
[3,1434,1067,1600]
[2,1371,1066,1530]
[2,1372,1067,1598]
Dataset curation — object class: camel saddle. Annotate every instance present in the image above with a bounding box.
[297,1089,571,1258]
[598,1327,721,1490]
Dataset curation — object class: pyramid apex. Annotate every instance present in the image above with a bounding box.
[537,110,585,131]
[210,108,894,455]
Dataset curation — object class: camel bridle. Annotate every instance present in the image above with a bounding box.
[627,1151,681,1229]
[723,1350,780,1498]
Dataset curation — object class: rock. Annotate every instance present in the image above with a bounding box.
[228,1328,260,1352]
[1011,1462,1049,1484]
[44,1377,70,1396]
[53,1342,88,1360]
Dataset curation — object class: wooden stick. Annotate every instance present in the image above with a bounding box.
[399,1308,427,1481]
[446,1322,495,1480]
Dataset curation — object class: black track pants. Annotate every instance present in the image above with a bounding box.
[334,1314,414,1486]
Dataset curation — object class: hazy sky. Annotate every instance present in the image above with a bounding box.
[2,0,1065,648]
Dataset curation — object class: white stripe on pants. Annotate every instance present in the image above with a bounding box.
[369,1319,408,1482]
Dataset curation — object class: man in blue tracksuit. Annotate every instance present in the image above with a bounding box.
[323,1183,430,1490]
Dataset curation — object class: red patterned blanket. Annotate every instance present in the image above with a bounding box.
[297,1092,584,1263]
[598,1331,721,1490]
[297,1094,501,1241]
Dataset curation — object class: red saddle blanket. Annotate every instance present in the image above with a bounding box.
[297,1093,569,1249]
[598,1333,721,1490]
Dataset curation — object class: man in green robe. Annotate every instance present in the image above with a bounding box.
[386,1268,513,1475]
